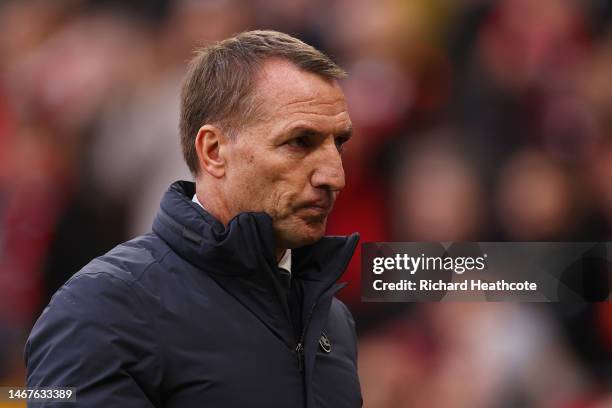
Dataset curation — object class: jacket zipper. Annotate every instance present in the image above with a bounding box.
[295,343,304,372]
[295,301,317,372]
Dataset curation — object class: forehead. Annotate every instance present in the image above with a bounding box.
[252,59,350,127]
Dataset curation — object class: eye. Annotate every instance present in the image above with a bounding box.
[286,134,313,149]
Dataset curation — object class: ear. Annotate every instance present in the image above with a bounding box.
[194,124,227,178]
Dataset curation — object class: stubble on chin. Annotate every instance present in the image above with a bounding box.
[273,214,327,249]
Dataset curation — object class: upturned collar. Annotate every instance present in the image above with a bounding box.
[152,181,359,286]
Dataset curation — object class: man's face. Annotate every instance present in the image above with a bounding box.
[222,59,352,249]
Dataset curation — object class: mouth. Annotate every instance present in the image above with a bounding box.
[296,201,333,219]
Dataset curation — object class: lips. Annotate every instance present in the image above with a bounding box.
[297,200,333,217]
[303,199,332,209]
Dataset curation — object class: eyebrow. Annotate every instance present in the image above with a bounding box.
[289,124,353,140]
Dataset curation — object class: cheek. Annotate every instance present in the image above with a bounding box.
[235,175,270,210]
[228,146,308,215]
[269,190,296,216]
[260,176,307,219]
[228,161,283,212]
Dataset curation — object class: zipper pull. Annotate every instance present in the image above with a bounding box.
[295,343,304,372]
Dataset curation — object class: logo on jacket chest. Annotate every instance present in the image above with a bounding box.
[319,331,331,353]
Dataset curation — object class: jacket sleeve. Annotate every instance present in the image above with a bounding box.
[24,271,162,407]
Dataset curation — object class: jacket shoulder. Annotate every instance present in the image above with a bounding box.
[25,232,169,382]
[25,235,164,405]
[28,232,169,344]
[73,232,171,286]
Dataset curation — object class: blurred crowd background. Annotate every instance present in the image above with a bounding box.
[0,0,611,407]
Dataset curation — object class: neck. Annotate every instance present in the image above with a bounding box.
[195,182,233,226]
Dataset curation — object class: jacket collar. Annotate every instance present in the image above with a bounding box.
[152,181,359,346]
[153,181,278,277]
[152,181,358,282]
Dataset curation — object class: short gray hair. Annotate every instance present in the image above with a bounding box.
[179,30,346,175]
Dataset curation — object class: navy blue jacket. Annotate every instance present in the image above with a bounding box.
[25,181,362,407]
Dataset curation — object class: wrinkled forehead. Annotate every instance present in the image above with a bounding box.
[252,59,349,122]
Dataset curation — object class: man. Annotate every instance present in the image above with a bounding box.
[25,30,361,407]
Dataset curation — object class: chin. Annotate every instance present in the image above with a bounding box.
[298,232,324,247]
[277,220,327,249]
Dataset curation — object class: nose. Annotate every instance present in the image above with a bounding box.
[310,139,346,192]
